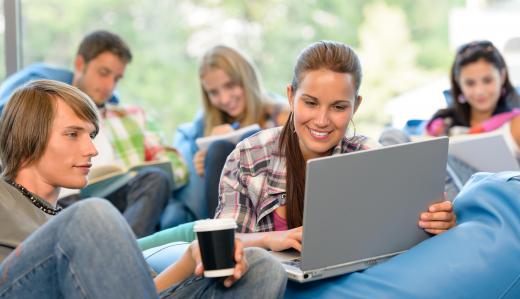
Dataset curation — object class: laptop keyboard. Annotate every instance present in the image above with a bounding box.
[282,257,302,268]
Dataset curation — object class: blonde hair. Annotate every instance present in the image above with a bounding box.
[199,45,270,136]
[0,79,99,179]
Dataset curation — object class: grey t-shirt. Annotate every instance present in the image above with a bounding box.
[0,179,53,262]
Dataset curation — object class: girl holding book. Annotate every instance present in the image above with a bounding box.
[174,45,289,220]
[427,40,520,159]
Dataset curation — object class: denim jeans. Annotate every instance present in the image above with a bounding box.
[204,140,236,217]
[161,247,287,299]
[58,167,170,238]
[0,199,287,298]
[0,198,158,299]
[204,129,260,217]
[106,167,170,238]
[445,155,478,200]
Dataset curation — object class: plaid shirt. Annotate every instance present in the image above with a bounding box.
[215,127,372,232]
[101,104,189,189]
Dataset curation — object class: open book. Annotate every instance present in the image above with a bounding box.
[195,124,260,151]
[448,131,520,172]
[80,160,174,198]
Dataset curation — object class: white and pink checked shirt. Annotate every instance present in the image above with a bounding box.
[215,127,372,232]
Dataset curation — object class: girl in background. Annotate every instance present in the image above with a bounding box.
[427,40,520,158]
[174,45,288,221]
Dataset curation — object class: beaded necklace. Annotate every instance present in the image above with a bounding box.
[5,179,62,215]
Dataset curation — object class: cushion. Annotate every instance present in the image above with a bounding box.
[285,172,520,298]
[145,172,520,298]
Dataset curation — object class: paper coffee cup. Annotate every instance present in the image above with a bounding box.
[193,218,237,277]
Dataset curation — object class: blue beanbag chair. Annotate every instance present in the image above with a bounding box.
[145,172,520,299]
[285,172,520,298]
[143,241,189,272]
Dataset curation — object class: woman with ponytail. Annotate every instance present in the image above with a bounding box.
[215,41,456,252]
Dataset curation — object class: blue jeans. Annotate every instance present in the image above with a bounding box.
[0,199,286,298]
[204,129,260,217]
[108,167,170,237]
[160,199,196,230]
[204,140,236,217]
[160,247,287,299]
[58,167,170,238]
[0,198,158,298]
[444,155,478,200]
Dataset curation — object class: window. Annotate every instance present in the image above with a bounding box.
[19,0,463,137]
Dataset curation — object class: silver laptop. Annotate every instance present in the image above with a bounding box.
[449,132,520,173]
[271,137,449,283]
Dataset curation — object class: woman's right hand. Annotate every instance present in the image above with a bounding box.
[193,150,207,176]
[191,239,249,287]
[265,226,303,252]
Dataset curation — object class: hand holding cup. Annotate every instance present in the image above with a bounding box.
[191,239,249,287]
[193,219,247,286]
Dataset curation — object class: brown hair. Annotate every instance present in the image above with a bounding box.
[0,79,99,179]
[280,41,362,228]
[199,45,270,136]
[77,30,132,64]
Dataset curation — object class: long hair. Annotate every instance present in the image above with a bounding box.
[431,40,519,128]
[199,45,270,136]
[279,41,362,228]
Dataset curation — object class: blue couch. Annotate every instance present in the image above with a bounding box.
[144,172,520,298]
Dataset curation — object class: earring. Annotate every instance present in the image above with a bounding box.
[346,119,357,139]
[457,95,467,104]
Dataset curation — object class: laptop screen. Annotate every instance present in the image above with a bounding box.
[300,137,448,271]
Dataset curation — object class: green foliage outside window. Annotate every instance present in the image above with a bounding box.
[20,0,464,139]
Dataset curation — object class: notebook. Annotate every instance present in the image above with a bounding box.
[195,124,260,151]
[271,137,449,282]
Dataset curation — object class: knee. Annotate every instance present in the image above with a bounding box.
[56,198,139,258]
[74,198,119,218]
[138,167,170,183]
[71,198,127,227]
[136,168,170,190]
[72,198,135,231]
[243,247,287,289]
[240,129,259,140]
